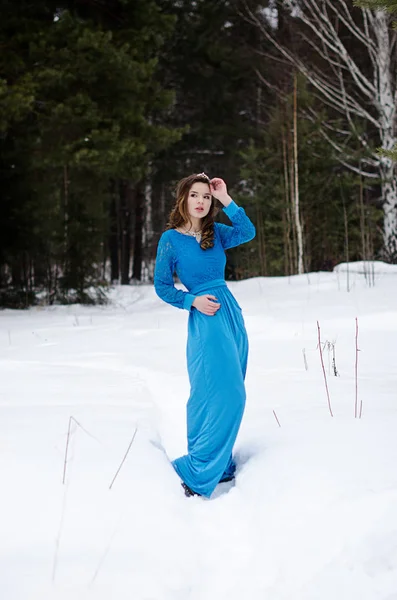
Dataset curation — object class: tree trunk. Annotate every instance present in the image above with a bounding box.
[342,192,350,293]
[288,124,298,273]
[11,260,22,288]
[293,72,304,274]
[63,164,69,283]
[379,162,397,260]
[256,203,266,276]
[119,179,132,285]
[142,171,154,282]
[132,181,145,281]
[282,124,293,275]
[374,10,397,259]
[108,179,119,282]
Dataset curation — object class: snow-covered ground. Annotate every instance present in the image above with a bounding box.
[1,264,396,600]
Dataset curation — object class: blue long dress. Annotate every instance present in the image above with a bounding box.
[154,200,256,497]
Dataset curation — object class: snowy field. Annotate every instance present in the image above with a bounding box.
[1,262,397,600]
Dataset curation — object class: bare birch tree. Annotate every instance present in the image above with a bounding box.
[293,72,304,274]
[245,0,397,260]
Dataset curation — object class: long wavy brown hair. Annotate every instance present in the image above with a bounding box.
[166,173,220,250]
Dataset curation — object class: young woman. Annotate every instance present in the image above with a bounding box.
[154,173,255,498]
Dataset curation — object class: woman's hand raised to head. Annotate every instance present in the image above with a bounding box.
[192,295,221,316]
[209,178,232,207]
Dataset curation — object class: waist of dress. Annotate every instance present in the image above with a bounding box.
[189,279,227,295]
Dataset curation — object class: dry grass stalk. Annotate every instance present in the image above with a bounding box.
[273,410,281,428]
[302,348,308,371]
[109,428,138,490]
[317,321,333,417]
[62,416,100,484]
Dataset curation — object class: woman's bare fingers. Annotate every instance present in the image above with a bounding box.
[207,303,220,315]
[193,294,221,315]
[208,302,220,312]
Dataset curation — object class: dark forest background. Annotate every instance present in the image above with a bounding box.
[0,0,392,307]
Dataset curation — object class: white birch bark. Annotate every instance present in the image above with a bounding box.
[293,73,304,274]
[246,1,397,258]
[373,10,397,255]
[142,170,154,283]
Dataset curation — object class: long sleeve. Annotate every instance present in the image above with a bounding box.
[217,200,256,250]
[154,232,196,311]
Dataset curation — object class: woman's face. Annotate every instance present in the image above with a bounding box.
[186,181,212,222]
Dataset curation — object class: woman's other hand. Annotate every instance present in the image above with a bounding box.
[192,295,221,316]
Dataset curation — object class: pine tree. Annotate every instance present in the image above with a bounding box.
[354,1,397,10]
[0,1,180,305]
[150,0,271,269]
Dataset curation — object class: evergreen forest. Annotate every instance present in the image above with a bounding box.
[1,0,396,307]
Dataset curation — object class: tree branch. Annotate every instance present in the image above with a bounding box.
[304,107,380,173]
[246,2,381,127]
[286,0,377,98]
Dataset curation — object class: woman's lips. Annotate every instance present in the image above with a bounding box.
[195,208,204,212]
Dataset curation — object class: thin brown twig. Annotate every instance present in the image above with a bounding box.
[273,410,281,428]
[109,428,138,490]
[317,321,334,417]
[69,416,101,443]
[62,417,74,485]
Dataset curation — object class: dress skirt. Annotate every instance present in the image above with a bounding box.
[172,279,248,497]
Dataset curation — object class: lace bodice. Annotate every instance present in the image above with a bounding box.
[154,200,256,310]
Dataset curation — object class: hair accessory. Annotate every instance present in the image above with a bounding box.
[196,172,210,181]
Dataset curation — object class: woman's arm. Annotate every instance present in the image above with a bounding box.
[210,177,256,250]
[217,201,256,250]
[154,233,196,310]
